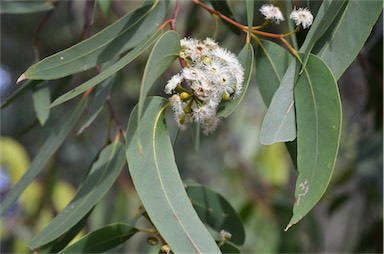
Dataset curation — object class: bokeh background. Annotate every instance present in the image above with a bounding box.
[1,1,382,253]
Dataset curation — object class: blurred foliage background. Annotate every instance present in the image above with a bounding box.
[1,0,382,253]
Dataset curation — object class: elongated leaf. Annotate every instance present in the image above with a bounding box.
[217,43,254,118]
[97,0,112,16]
[256,40,293,106]
[286,54,342,230]
[299,1,346,67]
[186,184,245,245]
[0,98,88,215]
[138,30,180,123]
[313,1,383,80]
[77,76,114,134]
[246,0,254,36]
[29,141,126,249]
[59,223,138,254]
[209,0,241,35]
[126,97,220,253]
[32,84,51,125]
[0,80,43,109]
[260,59,298,145]
[0,0,53,14]
[50,30,163,107]
[220,242,241,253]
[18,1,166,81]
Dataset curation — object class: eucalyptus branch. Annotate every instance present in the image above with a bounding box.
[106,95,126,141]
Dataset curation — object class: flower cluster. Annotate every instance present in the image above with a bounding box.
[260,4,313,29]
[165,38,244,135]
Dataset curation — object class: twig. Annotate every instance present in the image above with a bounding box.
[106,95,126,141]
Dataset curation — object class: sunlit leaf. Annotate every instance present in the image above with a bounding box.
[59,223,138,254]
[49,30,163,107]
[286,54,342,230]
[0,0,53,14]
[217,43,254,118]
[313,0,383,80]
[186,184,245,245]
[126,97,221,253]
[32,84,51,126]
[29,141,126,249]
[18,1,166,81]
[0,98,88,216]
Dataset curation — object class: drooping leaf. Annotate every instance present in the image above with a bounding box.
[126,97,221,253]
[77,76,115,134]
[209,0,241,35]
[246,0,254,36]
[59,223,138,254]
[0,98,88,216]
[286,54,342,230]
[217,43,254,118]
[0,80,43,109]
[259,59,298,145]
[32,83,51,125]
[0,0,54,14]
[186,184,245,245]
[29,141,126,249]
[256,40,293,106]
[137,30,180,123]
[313,1,383,80]
[49,30,163,107]
[18,1,166,81]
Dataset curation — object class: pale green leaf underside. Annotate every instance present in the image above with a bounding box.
[29,141,126,249]
[32,84,51,126]
[286,53,342,229]
[126,97,220,253]
[217,43,254,118]
[59,223,138,254]
[0,98,88,216]
[21,1,166,81]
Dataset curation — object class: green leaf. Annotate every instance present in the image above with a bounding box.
[256,40,293,106]
[29,141,126,249]
[220,242,241,253]
[259,59,298,145]
[0,98,88,216]
[32,83,51,126]
[138,30,180,123]
[0,80,43,109]
[299,1,346,67]
[18,1,166,81]
[49,30,163,107]
[209,0,241,35]
[0,0,54,14]
[186,184,245,245]
[286,54,342,230]
[217,43,254,118]
[246,0,254,36]
[126,97,221,253]
[77,76,114,134]
[59,223,138,254]
[313,0,383,80]
[97,0,112,16]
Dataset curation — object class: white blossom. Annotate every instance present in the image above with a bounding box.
[165,73,183,94]
[290,7,313,29]
[259,4,285,24]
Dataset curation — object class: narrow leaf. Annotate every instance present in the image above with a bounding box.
[260,59,298,145]
[186,184,245,245]
[126,97,221,253]
[29,141,126,249]
[286,54,342,230]
[313,0,383,80]
[246,0,254,36]
[77,76,114,134]
[97,0,112,16]
[19,1,166,81]
[217,43,254,118]
[32,84,51,125]
[0,98,88,215]
[59,223,138,254]
[50,30,163,108]
[138,30,180,123]
[0,0,53,14]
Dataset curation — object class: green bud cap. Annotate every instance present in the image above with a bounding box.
[180,92,191,101]
[222,91,230,101]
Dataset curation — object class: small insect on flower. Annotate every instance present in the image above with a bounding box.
[290,7,314,29]
[259,4,285,24]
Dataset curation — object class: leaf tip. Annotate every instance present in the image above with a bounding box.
[16,73,26,84]
[284,223,292,231]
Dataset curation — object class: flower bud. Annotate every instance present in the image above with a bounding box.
[180,92,191,101]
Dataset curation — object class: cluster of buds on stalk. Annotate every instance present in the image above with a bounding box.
[165,38,244,135]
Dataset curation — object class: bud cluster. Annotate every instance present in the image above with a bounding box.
[165,38,244,135]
